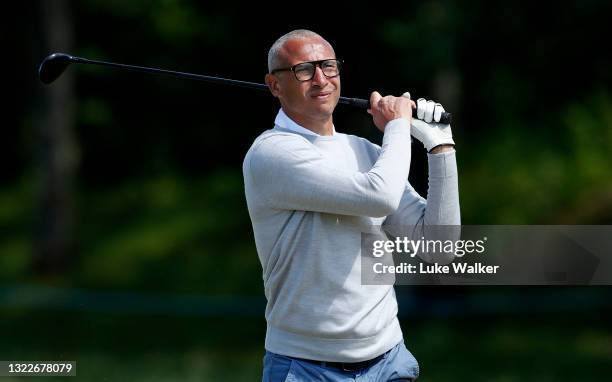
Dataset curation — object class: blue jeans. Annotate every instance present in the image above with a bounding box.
[262,341,420,381]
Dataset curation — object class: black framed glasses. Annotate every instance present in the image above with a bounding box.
[271,59,343,82]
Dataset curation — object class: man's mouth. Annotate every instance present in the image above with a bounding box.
[311,92,332,100]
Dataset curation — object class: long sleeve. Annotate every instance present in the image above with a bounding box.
[383,150,461,262]
[244,119,412,218]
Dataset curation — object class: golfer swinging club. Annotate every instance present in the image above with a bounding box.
[243,29,460,381]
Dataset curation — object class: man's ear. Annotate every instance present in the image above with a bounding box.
[265,73,281,98]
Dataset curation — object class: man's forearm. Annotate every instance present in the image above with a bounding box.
[382,149,460,230]
[423,149,460,225]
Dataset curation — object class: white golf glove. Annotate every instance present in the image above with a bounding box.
[403,92,454,152]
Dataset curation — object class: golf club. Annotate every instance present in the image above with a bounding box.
[38,53,452,124]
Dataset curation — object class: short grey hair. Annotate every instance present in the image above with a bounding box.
[267,29,333,73]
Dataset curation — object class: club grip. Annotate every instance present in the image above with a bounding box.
[343,97,370,109]
[340,96,452,124]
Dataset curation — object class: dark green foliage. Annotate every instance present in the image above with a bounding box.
[2,1,611,379]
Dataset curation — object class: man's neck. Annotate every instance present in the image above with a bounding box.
[282,108,334,136]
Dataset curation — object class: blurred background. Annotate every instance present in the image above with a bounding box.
[3,0,612,380]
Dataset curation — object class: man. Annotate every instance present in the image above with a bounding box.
[243,29,460,381]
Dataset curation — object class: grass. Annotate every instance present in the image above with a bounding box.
[1,309,610,381]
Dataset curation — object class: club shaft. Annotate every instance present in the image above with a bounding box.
[71,56,270,92]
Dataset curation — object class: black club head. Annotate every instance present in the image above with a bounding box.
[38,53,73,85]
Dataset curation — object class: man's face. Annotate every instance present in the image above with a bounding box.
[267,37,341,122]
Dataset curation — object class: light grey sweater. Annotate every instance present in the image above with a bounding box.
[243,115,460,362]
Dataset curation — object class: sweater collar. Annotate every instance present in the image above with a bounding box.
[274,108,336,137]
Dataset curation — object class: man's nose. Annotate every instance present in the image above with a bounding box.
[311,65,329,86]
